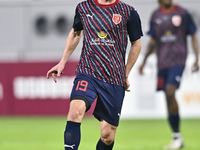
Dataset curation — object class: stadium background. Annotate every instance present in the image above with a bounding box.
[0,0,200,118]
[0,0,200,150]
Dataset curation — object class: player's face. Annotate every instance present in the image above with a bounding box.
[160,0,173,8]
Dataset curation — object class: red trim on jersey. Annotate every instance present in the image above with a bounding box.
[78,4,104,81]
[82,2,111,83]
[112,5,125,85]
[89,5,119,84]
[88,1,119,85]
[160,4,178,14]
[94,0,119,8]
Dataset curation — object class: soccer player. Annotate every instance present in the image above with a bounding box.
[139,0,199,149]
[46,0,143,149]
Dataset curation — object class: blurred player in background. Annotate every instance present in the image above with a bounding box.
[139,0,199,149]
[47,0,143,149]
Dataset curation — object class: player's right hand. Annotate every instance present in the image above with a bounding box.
[138,63,145,75]
[192,61,199,72]
[46,63,64,83]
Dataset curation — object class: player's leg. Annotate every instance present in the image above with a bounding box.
[64,100,86,150]
[165,84,181,136]
[67,99,86,122]
[64,73,97,150]
[164,66,184,149]
[164,84,184,149]
[96,120,117,150]
[93,81,124,150]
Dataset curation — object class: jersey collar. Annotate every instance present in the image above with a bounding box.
[94,0,119,8]
[160,4,178,14]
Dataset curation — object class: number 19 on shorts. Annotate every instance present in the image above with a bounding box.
[76,80,88,92]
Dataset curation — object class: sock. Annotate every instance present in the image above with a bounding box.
[168,113,180,133]
[64,121,81,150]
[173,132,181,139]
[96,138,114,150]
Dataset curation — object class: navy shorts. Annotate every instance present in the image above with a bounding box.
[70,73,125,126]
[157,66,184,91]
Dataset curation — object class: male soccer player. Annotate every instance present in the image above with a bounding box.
[47,0,143,149]
[139,0,199,149]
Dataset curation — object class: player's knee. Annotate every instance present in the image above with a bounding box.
[165,89,175,103]
[67,100,86,122]
[68,109,79,119]
[165,88,179,113]
[101,127,116,145]
[101,136,114,145]
[68,108,84,122]
[165,85,177,100]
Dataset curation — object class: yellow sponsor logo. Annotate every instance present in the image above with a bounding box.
[165,30,172,36]
[97,31,107,39]
[183,92,200,104]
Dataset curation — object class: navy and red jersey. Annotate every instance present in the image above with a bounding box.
[72,0,143,87]
[148,4,197,69]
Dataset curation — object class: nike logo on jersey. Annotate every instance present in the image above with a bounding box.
[65,144,75,149]
[86,14,93,19]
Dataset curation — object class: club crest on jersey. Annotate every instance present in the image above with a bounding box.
[112,14,122,25]
[172,15,182,27]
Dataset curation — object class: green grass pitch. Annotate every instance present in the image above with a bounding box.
[0,116,200,150]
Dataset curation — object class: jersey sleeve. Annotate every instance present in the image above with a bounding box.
[186,12,197,35]
[147,16,155,38]
[127,7,143,42]
[72,5,83,31]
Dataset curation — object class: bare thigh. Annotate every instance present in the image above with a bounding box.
[67,100,86,123]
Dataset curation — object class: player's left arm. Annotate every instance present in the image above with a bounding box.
[125,7,142,91]
[191,33,199,72]
[46,29,82,82]
[186,11,199,72]
[125,38,142,91]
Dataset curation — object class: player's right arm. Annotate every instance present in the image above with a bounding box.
[191,33,199,72]
[138,38,156,75]
[46,28,82,82]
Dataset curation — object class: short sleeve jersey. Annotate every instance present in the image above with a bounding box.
[147,5,197,69]
[72,0,143,87]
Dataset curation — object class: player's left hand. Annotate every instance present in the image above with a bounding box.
[192,61,199,72]
[125,77,130,92]
[46,63,64,83]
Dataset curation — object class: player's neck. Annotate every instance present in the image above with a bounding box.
[98,0,117,5]
[162,3,174,11]
[161,4,177,13]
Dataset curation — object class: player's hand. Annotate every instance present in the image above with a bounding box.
[46,63,64,83]
[138,63,145,75]
[192,61,199,72]
[125,77,130,92]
